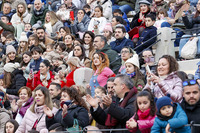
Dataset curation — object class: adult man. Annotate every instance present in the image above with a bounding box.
[0,3,14,19]
[105,77,115,96]
[49,82,61,100]
[180,79,200,133]
[0,15,14,34]
[87,74,137,132]
[30,0,48,25]
[36,27,55,50]
[94,35,121,73]
[110,26,134,53]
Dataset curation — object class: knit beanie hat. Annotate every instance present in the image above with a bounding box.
[32,20,42,29]
[3,63,20,73]
[155,94,174,112]
[103,23,113,33]
[67,57,81,67]
[6,45,16,55]
[19,32,28,42]
[125,54,140,69]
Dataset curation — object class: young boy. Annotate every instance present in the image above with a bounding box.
[83,4,91,17]
[30,46,43,73]
[152,95,191,133]
[136,13,157,54]
[3,34,18,55]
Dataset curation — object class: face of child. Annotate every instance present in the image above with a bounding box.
[56,45,62,54]
[46,46,53,52]
[160,105,173,116]
[6,39,13,44]
[145,17,154,27]
[0,79,3,86]
[6,122,15,133]
[158,13,164,19]
[1,35,6,43]
[103,30,111,39]
[29,38,35,46]
[60,4,66,11]
[125,63,135,74]
[95,88,104,99]
[32,28,37,34]
[32,51,41,60]
[24,24,31,32]
[94,7,102,18]
[84,8,90,13]
[23,54,31,63]
[137,96,151,112]
[20,41,26,48]
[113,12,122,17]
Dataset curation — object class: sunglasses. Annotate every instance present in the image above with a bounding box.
[182,80,198,87]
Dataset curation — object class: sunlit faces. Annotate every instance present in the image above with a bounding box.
[45,12,51,23]
[39,62,49,75]
[17,4,24,14]
[94,7,102,18]
[145,17,155,27]
[137,96,151,112]
[60,92,71,102]
[93,54,101,67]
[5,122,15,133]
[23,54,31,64]
[183,84,200,105]
[115,28,125,39]
[19,89,29,103]
[157,58,170,76]
[125,63,135,74]
[7,52,16,61]
[84,33,92,44]
[140,4,149,13]
[73,45,82,57]
[35,90,45,106]
[64,35,73,45]
[160,105,173,116]
[24,23,32,32]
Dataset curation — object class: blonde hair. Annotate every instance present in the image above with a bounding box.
[17,41,28,55]
[45,11,60,26]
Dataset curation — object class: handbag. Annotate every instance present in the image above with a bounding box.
[181,37,198,59]
[67,119,82,133]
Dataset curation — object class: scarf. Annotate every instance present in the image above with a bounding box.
[40,71,50,81]
[127,72,136,78]
[156,103,177,121]
[105,87,137,127]
[137,108,151,119]
[34,6,45,16]
[34,104,44,114]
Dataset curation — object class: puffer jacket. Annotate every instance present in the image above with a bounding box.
[143,72,183,103]
[0,108,12,133]
[16,105,58,133]
[11,10,32,24]
[182,15,200,35]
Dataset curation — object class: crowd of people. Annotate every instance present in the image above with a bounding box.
[0,0,200,132]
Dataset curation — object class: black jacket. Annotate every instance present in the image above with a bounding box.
[6,69,27,96]
[46,105,89,129]
[180,98,200,133]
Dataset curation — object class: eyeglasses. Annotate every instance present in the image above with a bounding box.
[183,80,198,87]
[120,51,129,54]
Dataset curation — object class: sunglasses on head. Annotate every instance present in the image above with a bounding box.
[182,80,198,87]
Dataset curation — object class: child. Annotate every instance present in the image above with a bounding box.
[102,23,115,45]
[167,0,176,18]
[154,9,168,29]
[151,94,191,133]
[0,74,3,86]
[28,34,39,50]
[29,46,43,73]
[56,4,70,22]
[3,34,18,55]
[126,90,156,133]
[94,86,107,100]
[125,54,145,91]
[83,4,91,17]
[136,13,157,54]
[17,32,29,56]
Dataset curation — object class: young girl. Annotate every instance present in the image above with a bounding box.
[28,34,39,50]
[103,23,115,45]
[125,54,145,91]
[126,90,156,133]
[20,51,33,79]
[4,119,19,133]
[154,9,169,29]
[88,6,107,34]
[17,32,29,55]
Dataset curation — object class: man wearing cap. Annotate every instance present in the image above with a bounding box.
[180,79,200,133]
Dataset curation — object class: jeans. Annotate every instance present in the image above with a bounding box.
[179,34,200,57]
[112,5,133,14]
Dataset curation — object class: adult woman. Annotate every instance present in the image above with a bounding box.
[28,34,39,50]
[103,23,115,45]
[71,9,90,37]
[83,31,96,59]
[20,51,33,79]
[26,60,54,91]
[73,44,91,67]
[4,119,19,133]
[11,86,34,124]
[11,2,32,39]
[57,27,70,41]
[179,0,200,58]
[1,63,26,96]
[90,52,115,97]
[143,55,183,102]
[45,87,89,129]
[16,86,58,133]
[119,47,134,74]
[44,11,64,38]
[64,34,75,53]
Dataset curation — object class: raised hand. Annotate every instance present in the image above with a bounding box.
[86,94,99,108]
[102,94,112,107]
[43,105,53,117]
[11,99,18,113]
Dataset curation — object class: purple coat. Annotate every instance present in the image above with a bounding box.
[143,72,183,103]
[19,97,34,117]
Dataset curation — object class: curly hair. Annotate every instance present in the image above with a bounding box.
[61,87,89,111]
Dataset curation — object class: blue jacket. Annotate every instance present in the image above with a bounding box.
[25,0,46,4]
[30,57,43,72]
[110,37,134,53]
[136,26,157,54]
[151,103,191,133]
[122,13,130,32]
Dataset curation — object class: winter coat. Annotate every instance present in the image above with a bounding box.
[6,69,27,96]
[52,21,63,35]
[46,105,89,129]
[96,44,121,74]
[88,17,107,34]
[130,11,150,29]
[16,105,58,133]
[136,26,157,54]
[131,77,145,92]
[11,10,32,24]
[0,11,14,19]
[114,0,135,10]
[71,14,90,35]
[110,37,134,53]
[29,56,43,72]
[66,69,77,87]
[143,72,183,103]
[26,70,54,91]
[0,108,12,133]
[151,103,191,133]
[180,98,200,133]
[182,15,200,35]
[22,60,33,80]
[30,7,49,25]
[0,21,15,34]
[122,13,130,32]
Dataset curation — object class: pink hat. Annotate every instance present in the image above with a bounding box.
[103,23,113,33]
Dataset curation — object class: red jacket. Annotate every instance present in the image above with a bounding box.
[26,71,54,91]
[66,69,77,87]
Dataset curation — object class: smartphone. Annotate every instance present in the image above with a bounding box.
[60,100,72,108]
[70,11,74,21]
[146,65,152,74]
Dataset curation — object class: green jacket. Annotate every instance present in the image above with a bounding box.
[0,21,14,33]
[96,44,121,74]
[132,77,145,92]
[30,7,49,26]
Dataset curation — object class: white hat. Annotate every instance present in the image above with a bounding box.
[19,32,28,42]
[67,57,81,67]
[125,54,140,68]
[6,45,16,55]
[4,63,20,73]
